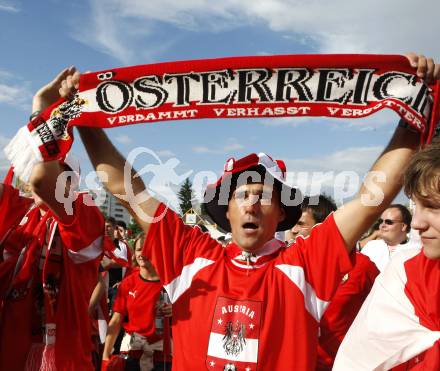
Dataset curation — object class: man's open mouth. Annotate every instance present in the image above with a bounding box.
[243,222,258,230]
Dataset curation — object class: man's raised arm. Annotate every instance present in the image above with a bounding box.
[334,53,440,251]
[60,71,160,234]
[28,67,80,223]
[78,126,160,234]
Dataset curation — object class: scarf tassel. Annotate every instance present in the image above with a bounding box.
[40,344,57,371]
[25,343,44,371]
[24,343,57,371]
[4,126,41,183]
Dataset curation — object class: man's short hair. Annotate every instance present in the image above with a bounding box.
[302,194,337,224]
[106,216,116,226]
[404,138,440,204]
[116,220,127,229]
[387,204,412,232]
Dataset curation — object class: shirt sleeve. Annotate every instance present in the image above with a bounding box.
[284,213,353,302]
[143,203,222,288]
[112,279,128,316]
[56,193,104,258]
[360,241,373,256]
[356,253,380,295]
[114,240,129,261]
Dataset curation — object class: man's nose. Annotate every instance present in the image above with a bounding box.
[243,195,260,210]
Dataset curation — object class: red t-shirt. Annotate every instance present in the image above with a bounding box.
[113,267,162,337]
[144,204,352,370]
[0,185,104,371]
[317,252,379,370]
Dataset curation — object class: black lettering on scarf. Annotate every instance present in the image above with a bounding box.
[275,68,313,102]
[36,121,59,156]
[373,72,415,105]
[411,83,430,114]
[352,69,376,104]
[134,76,168,109]
[96,81,133,113]
[316,68,353,104]
[237,69,273,103]
[199,70,235,104]
[164,73,200,106]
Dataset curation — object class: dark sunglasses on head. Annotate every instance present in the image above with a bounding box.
[378,218,403,226]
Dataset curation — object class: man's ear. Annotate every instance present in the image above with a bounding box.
[226,208,230,221]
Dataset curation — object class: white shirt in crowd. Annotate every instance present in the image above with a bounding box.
[361,235,420,272]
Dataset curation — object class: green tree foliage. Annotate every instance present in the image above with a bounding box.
[128,219,142,237]
[178,177,194,215]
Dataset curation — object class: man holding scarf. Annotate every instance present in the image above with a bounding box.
[0,69,104,371]
[56,54,438,369]
[334,139,440,370]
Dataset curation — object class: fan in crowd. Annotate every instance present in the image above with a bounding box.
[57,53,438,369]
[102,233,172,371]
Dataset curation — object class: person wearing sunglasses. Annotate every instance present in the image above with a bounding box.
[334,139,440,370]
[361,204,418,272]
[57,54,439,370]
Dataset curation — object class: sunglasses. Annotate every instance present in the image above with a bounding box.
[378,218,403,226]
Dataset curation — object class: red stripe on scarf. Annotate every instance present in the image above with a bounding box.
[5,54,440,181]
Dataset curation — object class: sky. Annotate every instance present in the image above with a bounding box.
[1,0,439,212]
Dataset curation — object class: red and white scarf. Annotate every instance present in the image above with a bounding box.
[5,54,440,181]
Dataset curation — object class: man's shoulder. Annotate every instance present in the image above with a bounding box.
[351,252,380,279]
[374,250,421,295]
[354,251,377,267]
[390,248,421,266]
[363,239,386,248]
[399,240,421,251]
[361,239,386,254]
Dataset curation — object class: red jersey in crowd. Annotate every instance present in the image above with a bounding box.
[144,203,352,370]
[316,252,379,370]
[113,267,162,338]
[0,184,104,371]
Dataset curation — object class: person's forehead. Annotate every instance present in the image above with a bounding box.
[135,240,144,250]
[300,210,315,224]
[382,207,401,219]
[234,182,272,193]
[412,194,440,209]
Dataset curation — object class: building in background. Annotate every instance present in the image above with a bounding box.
[88,189,132,226]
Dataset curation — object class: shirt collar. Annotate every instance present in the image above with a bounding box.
[226,238,285,270]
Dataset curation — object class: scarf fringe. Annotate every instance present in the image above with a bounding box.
[24,343,57,371]
[25,343,44,371]
[4,126,41,183]
[40,344,57,371]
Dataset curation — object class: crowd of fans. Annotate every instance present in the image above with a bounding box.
[0,54,439,370]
